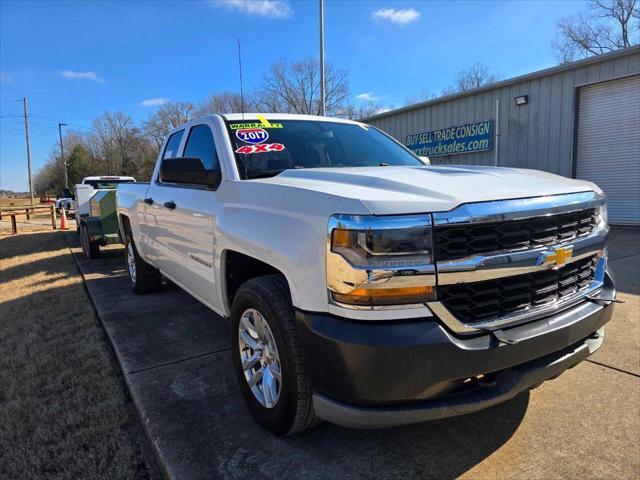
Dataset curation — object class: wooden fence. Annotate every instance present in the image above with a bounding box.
[0,205,57,235]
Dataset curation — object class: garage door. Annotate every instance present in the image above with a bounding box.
[576,75,640,225]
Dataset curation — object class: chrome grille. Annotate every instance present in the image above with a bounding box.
[437,255,598,324]
[434,209,597,261]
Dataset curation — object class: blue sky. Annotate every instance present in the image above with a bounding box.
[1,0,585,191]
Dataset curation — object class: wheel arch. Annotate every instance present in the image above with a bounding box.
[221,249,293,316]
[118,213,132,239]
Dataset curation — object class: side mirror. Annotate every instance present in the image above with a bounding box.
[160,157,221,189]
[419,156,431,166]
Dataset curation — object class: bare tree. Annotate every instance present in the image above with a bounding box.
[442,63,501,95]
[89,111,156,178]
[34,151,66,194]
[258,58,350,116]
[143,101,197,150]
[340,102,388,120]
[404,89,438,106]
[198,90,257,116]
[105,112,135,175]
[553,0,639,63]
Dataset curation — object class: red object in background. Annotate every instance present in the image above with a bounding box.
[40,192,55,204]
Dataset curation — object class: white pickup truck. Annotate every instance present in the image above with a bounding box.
[117,113,616,435]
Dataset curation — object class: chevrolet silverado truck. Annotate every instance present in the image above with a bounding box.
[117,113,616,435]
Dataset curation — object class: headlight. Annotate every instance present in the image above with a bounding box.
[327,214,436,307]
[596,202,608,228]
[332,226,432,266]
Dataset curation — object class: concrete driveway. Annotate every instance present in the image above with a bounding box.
[68,227,640,480]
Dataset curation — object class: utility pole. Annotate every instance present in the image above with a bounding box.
[58,123,68,189]
[319,0,326,116]
[22,97,34,206]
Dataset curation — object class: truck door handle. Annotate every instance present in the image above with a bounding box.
[144,197,154,205]
[164,201,176,210]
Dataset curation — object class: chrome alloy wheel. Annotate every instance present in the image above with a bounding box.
[127,243,136,284]
[238,308,282,408]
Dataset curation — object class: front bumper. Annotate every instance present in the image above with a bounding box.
[296,271,616,429]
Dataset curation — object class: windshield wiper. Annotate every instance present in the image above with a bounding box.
[246,169,286,180]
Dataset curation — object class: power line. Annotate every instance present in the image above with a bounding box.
[1,113,93,127]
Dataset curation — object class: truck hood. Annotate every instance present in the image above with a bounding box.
[255,165,601,214]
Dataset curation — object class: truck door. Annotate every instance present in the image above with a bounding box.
[142,129,186,263]
[145,122,221,307]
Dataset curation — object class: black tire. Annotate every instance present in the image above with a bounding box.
[80,223,100,259]
[124,235,162,294]
[231,274,319,436]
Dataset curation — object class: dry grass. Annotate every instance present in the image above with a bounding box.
[0,230,148,479]
[0,196,41,208]
[0,221,55,237]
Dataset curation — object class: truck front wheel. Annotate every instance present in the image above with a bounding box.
[231,275,319,435]
[125,237,162,294]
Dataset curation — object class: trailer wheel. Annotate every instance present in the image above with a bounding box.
[80,223,100,259]
[125,236,162,294]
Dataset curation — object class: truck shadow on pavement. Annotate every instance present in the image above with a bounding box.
[65,234,528,480]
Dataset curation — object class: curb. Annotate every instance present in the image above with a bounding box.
[65,233,167,480]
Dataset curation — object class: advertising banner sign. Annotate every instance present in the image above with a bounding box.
[406,120,493,157]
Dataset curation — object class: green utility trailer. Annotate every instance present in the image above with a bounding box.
[79,190,122,259]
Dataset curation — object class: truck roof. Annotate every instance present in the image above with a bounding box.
[82,176,136,181]
[165,114,366,141]
[221,113,361,125]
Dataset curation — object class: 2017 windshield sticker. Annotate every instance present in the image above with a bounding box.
[235,143,285,154]
[236,128,269,144]
[229,122,283,130]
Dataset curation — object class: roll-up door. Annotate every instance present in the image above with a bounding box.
[576,75,640,225]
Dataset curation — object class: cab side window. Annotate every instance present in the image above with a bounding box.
[163,130,184,159]
[183,125,220,171]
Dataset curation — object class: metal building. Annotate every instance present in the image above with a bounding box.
[365,47,640,225]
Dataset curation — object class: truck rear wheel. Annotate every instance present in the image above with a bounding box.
[80,223,100,259]
[230,274,319,436]
[125,236,162,294]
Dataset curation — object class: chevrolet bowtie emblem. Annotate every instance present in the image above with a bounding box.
[544,247,573,268]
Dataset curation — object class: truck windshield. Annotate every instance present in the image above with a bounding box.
[225,119,423,179]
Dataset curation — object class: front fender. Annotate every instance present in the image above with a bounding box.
[216,205,327,314]
[213,180,372,316]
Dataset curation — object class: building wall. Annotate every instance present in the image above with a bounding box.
[367,48,640,178]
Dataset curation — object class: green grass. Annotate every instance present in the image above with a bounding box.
[0,230,149,479]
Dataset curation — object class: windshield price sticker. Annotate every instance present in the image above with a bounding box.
[235,143,285,154]
[236,128,269,144]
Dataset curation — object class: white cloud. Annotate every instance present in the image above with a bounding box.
[213,0,292,18]
[139,98,170,107]
[356,92,380,102]
[0,70,11,84]
[373,8,420,25]
[60,70,105,83]
[376,107,391,114]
